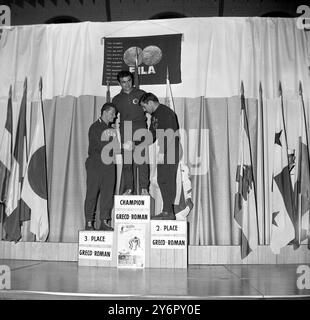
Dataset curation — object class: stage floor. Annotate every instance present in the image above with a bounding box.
[0,259,309,300]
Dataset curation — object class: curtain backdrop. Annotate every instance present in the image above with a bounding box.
[1,93,308,244]
[0,18,309,101]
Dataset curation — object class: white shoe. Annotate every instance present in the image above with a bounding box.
[175,206,190,221]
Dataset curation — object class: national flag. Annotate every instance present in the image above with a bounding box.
[21,78,49,241]
[0,86,13,238]
[292,82,310,249]
[270,83,295,254]
[0,86,13,204]
[4,78,31,242]
[234,82,259,259]
[164,67,182,205]
[165,67,193,220]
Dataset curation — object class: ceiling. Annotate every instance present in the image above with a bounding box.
[2,0,92,7]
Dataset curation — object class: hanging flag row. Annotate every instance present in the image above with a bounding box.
[234,81,310,259]
[0,78,49,242]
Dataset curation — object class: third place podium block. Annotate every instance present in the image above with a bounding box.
[78,230,115,267]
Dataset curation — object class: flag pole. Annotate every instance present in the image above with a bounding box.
[259,82,266,244]
[135,47,139,194]
[39,77,49,242]
[241,81,260,243]
[299,81,310,249]
[106,80,111,103]
[0,188,3,239]
[24,78,29,162]
[136,165,140,195]
[299,82,310,162]
[279,82,290,164]
[134,47,140,89]
[0,85,12,240]
[295,82,303,247]
[0,207,3,241]
[166,66,176,112]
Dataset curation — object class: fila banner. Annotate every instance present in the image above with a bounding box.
[102,34,182,85]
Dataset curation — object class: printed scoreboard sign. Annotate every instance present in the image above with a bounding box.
[102,34,182,86]
[151,221,187,249]
[78,231,113,261]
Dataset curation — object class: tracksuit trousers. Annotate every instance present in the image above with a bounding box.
[84,158,116,222]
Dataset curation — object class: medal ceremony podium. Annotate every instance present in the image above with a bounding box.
[78,195,187,268]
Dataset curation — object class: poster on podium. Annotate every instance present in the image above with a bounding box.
[117,223,146,268]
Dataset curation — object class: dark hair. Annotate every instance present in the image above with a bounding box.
[139,92,159,105]
[101,102,116,116]
[117,70,134,83]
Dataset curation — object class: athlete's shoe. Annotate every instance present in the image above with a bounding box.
[151,211,176,220]
[99,220,114,231]
[141,188,149,196]
[123,189,132,195]
[85,220,95,231]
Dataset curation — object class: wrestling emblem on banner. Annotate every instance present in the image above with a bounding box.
[102,34,182,85]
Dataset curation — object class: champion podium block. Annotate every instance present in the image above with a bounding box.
[114,195,150,268]
[78,195,188,268]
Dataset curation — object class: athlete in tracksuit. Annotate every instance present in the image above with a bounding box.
[112,70,149,195]
[84,103,118,230]
[139,92,182,220]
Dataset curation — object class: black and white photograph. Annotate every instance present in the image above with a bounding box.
[0,0,309,309]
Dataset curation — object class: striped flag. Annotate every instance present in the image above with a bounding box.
[0,86,13,238]
[0,86,13,204]
[270,84,295,254]
[234,82,258,259]
[292,82,310,249]
[21,78,49,241]
[165,67,193,220]
[5,78,31,242]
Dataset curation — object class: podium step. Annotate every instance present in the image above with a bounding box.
[78,195,188,268]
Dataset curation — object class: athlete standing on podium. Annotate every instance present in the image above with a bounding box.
[139,92,182,220]
[84,103,118,231]
[112,71,149,196]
